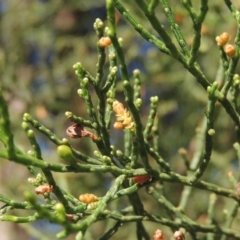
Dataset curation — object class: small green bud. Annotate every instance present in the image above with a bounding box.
[24,191,35,202]
[57,145,75,163]
[102,156,112,165]
[150,96,159,103]
[116,150,123,157]
[55,203,66,223]
[92,122,98,128]
[93,18,104,31]
[208,129,216,136]
[110,145,115,150]
[109,53,116,60]
[233,74,239,81]
[73,62,81,70]
[149,147,154,152]
[28,130,34,138]
[233,142,240,149]
[94,18,104,30]
[94,150,101,157]
[75,70,80,76]
[212,81,218,89]
[107,98,114,104]
[87,202,98,210]
[65,111,73,118]
[21,121,29,130]
[61,138,69,144]
[110,66,117,75]
[77,89,84,97]
[104,27,110,35]
[207,86,211,93]
[135,98,142,108]
[83,77,89,85]
[233,79,240,86]
[133,69,140,77]
[23,113,31,121]
[55,203,65,214]
[123,80,129,87]
[118,38,123,46]
[106,90,114,98]
[28,177,35,184]
[35,174,43,185]
[164,7,170,13]
[207,82,218,98]
[36,173,42,179]
[27,150,36,156]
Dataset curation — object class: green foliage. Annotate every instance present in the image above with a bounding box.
[1,0,240,239]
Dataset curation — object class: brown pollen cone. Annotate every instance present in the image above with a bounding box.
[66,123,98,141]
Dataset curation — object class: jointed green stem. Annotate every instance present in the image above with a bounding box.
[107,0,150,170]
[0,88,15,158]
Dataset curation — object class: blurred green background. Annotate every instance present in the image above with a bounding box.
[0,0,240,239]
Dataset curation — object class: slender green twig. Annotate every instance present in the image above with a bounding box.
[21,121,72,212]
[134,0,185,61]
[230,75,240,111]
[104,48,118,130]
[221,57,240,96]
[160,0,191,56]
[178,118,207,211]
[148,186,196,225]
[130,136,139,168]
[145,142,172,173]
[148,0,159,14]
[143,96,158,139]
[217,46,229,72]
[74,63,111,155]
[181,0,197,21]
[152,115,160,152]
[94,18,106,86]
[190,82,218,183]
[220,202,239,240]
[188,0,208,65]
[102,65,118,94]
[223,0,239,15]
[99,221,122,240]
[92,20,113,149]
[207,194,217,240]
[124,129,132,157]
[233,142,240,181]
[107,0,151,170]
[65,112,95,129]
[133,69,142,102]
[112,0,170,55]
[0,213,40,223]
[0,87,15,158]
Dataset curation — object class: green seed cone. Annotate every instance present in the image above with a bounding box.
[57,145,75,163]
